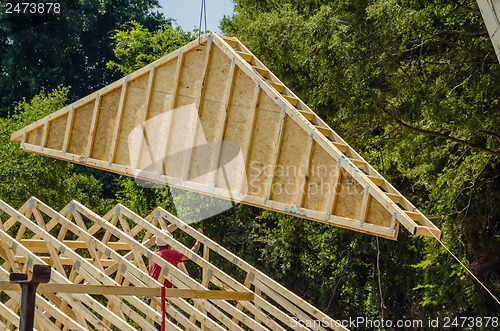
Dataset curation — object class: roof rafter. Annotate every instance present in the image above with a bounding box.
[0,197,348,330]
[10,32,440,240]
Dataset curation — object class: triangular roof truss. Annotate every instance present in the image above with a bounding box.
[0,197,347,330]
[10,33,440,240]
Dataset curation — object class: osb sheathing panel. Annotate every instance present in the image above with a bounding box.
[68,101,93,155]
[271,116,308,205]
[334,172,364,220]
[26,126,42,145]
[216,68,253,190]
[115,73,149,167]
[91,88,121,161]
[245,93,281,198]
[138,60,177,172]
[46,113,67,151]
[164,104,192,179]
[12,33,442,240]
[302,143,335,212]
[366,198,392,227]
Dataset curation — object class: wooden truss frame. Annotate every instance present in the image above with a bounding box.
[0,197,348,330]
[10,32,440,240]
[476,0,500,62]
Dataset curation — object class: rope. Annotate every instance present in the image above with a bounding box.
[198,0,207,44]
[430,231,500,306]
[376,237,385,318]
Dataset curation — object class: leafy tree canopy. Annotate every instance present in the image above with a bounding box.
[221,0,500,318]
[1,1,498,325]
[0,0,167,117]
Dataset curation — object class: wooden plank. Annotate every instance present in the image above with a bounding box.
[326,159,342,220]
[0,282,253,300]
[264,101,287,204]
[386,192,403,204]
[358,185,371,228]
[367,175,384,186]
[208,56,236,191]
[62,107,74,154]
[157,51,184,177]
[238,81,261,194]
[108,77,130,165]
[40,118,48,151]
[237,51,253,62]
[183,37,213,182]
[154,207,348,331]
[85,94,102,161]
[296,134,314,209]
[133,65,156,171]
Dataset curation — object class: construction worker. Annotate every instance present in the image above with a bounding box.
[148,228,203,329]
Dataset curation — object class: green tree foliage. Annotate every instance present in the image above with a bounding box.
[220,0,499,320]
[0,0,167,117]
[2,1,498,326]
[106,21,194,75]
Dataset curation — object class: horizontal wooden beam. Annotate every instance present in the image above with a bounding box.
[0,282,254,300]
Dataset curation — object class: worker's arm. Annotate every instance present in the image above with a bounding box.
[181,228,203,261]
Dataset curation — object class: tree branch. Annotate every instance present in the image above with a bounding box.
[436,29,488,36]
[445,0,481,15]
[377,106,500,157]
[432,35,497,60]
[479,130,500,144]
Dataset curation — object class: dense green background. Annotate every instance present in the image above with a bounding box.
[1,0,498,329]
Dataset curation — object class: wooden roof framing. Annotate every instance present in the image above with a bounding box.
[477,0,500,62]
[0,197,348,330]
[10,32,440,240]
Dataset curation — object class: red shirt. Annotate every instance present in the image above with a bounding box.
[149,247,184,288]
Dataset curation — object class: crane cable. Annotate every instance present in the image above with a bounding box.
[198,0,207,44]
[429,231,500,306]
